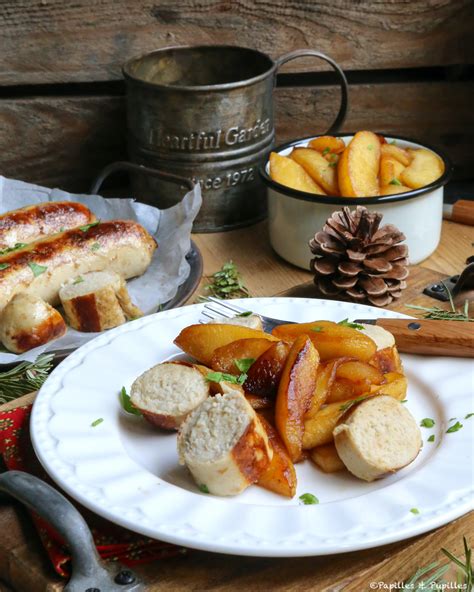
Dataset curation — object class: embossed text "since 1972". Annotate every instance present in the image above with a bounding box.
[148,119,271,151]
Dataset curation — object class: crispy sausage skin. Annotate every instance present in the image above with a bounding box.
[0,202,96,249]
[0,220,156,312]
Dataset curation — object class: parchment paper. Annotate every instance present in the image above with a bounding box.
[0,176,202,363]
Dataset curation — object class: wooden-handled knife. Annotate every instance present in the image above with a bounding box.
[354,318,474,357]
[443,199,474,226]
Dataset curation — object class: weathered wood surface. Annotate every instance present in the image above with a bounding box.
[1,81,473,191]
[1,0,473,85]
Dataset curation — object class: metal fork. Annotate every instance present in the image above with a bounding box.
[200,296,293,332]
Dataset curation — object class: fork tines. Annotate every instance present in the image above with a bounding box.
[200,296,248,323]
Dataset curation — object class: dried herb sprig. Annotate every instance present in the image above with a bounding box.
[406,282,472,322]
[200,261,249,300]
[0,354,54,404]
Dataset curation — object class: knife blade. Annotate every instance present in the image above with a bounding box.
[354,318,473,358]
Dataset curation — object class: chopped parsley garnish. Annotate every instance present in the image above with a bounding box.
[28,261,48,277]
[119,386,142,416]
[73,276,84,284]
[206,372,246,385]
[322,147,330,156]
[299,493,319,505]
[237,311,253,317]
[0,243,27,256]
[328,162,337,168]
[389,140,397,145]
[427,435,435,443]
[312,326,324,333]
[90,242,101,251]
[79,220,100,232]
[59,227,65,232]
[446,421,463,433]
[339,395,371,412]
[410,508,420,515]
[234,358,255,373]
[199,484,210,494]
[389,178,402,186]
[465,413,474,420]
[91,418,104,427]
[420,418,435,428]
[0,263,9,271]
[367,144,374,150]
[400,399,408,403]
[338,319,365,330]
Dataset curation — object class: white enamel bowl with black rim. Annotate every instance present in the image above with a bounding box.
[260,135,452,270]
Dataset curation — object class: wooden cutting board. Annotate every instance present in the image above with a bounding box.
[0,263,472,592]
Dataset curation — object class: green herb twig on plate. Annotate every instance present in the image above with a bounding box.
[0,353,54,404]
[406,282,472,322]
[200,261,249,300]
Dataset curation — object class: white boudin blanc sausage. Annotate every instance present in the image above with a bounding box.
[178,390,272,496]
[130,362,211,430]
[0,293,67,353]
[0,220,156,313]
[0,201,96,249]
[333,395,422,482]
[59,270,143,332]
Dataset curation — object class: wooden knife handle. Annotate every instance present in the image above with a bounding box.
[373,319,474,357]
[451,199,474,226]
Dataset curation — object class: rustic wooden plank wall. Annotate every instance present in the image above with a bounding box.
[0,0,473,192]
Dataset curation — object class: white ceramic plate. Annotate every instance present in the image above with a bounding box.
[31,298,474,557]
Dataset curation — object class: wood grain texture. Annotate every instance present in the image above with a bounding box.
[1,1,472,86]
[1,81,473,191]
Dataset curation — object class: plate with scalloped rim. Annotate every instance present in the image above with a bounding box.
[30,298,474,557]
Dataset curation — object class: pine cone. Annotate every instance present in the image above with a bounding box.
[309,206,409,307]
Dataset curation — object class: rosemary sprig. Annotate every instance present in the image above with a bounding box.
[406,282,473,321]
[0,354,54,404]
[404,537,473,590]
[200,261,249,300]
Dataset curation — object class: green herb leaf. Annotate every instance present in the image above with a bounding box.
[200,261,249,300]
[328,162,337,168]
[206,371,246,385]
[0,243,27,256]
[446,421,463,433]
[465,413,474,420]
[339,395,371,412]
[389,178,402,186]
[59,227,65,232]
[91,418,104,427]
[367,144,374,150]
[0,263,9,271]
[73,276,84,284]
[410,507,420,514]
[311,326,324,333]
[406,283,473,322]
[119,386,142,416]
[400,399,408,403]
[199,484,210,494]
[338,318,365,330]
[322,147,330,156]
[90,242,100,251]
[234,358,256,373]
[427,434,435,442]
[389,140,397,145]
[79,220,100,232]
[420,418,435,428]
[28,262,48,277]
[237,311,253,317]
[299,493,319,505]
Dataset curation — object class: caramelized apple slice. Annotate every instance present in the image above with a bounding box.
[257,415,297,498]
[272,321,377,362]
[174,324,277,366]
[243,341,291,397]
[210,338,274,374]
[309,443,345,473]
[275,335,319,462]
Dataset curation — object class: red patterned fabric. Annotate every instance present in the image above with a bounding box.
[0,404,186,577]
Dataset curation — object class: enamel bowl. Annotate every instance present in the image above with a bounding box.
[260,134,452,270]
